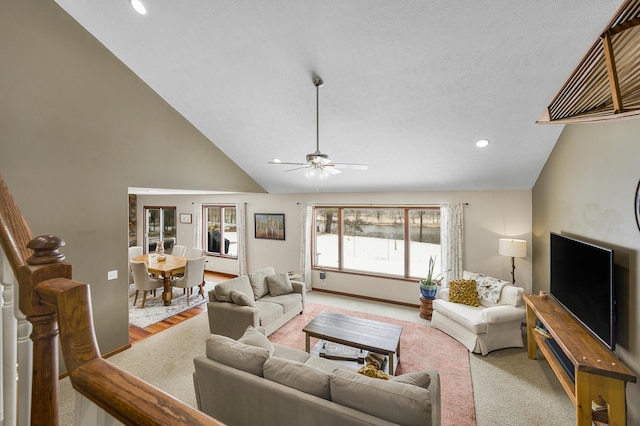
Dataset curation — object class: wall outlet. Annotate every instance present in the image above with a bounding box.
[107,270,118,280]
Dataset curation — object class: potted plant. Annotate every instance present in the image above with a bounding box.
[419,255,443,299]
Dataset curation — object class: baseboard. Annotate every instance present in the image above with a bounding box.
[312,288,420,309]
[58,343,132,380]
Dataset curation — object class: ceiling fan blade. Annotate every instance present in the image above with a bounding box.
[326,167,342,175]
[310,156,331,166]
[285,166,310,172]
[332,162,368,170]
[269,161,308,166]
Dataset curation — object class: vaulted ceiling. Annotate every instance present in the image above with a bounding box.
[55,0,623,193]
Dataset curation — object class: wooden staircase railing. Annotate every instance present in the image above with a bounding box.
[0,174,224,425]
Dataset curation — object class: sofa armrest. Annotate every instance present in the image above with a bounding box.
[498,285,525,307]
[480,305,525,324]
[206,301,260,340]
[290,280,306,310]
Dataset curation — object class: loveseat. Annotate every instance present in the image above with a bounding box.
[207,267,305,339]
[430,271,525,355]
[193,326,441,426]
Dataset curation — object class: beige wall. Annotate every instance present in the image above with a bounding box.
[139,189,533,304]
[532,118,640,423]
[0,0,264,363]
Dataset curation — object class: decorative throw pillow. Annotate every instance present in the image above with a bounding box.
[238,325,274,356]
[356,364,389,380]
[248,267,275,299]
[469,272,508,304]
[214,275,254,302]
[229,290,256,307]
[266,272,294,296]
[448,279,480,306]
[391,371,432,389]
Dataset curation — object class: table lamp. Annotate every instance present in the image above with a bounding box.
[499,238,527,284]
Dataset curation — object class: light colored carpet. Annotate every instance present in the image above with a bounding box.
[128,280,216,328]
[59,291,576,425]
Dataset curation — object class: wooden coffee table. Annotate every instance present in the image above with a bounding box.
[302,311,403,375]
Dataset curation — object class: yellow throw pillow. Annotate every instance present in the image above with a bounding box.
[449,279,479,306]
[356,364,389,380]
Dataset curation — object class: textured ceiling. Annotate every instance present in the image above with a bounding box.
[55,0,622,193]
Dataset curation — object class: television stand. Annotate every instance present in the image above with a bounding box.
[524,294,636,426]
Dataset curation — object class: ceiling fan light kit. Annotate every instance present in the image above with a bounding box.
[268,75,368,183]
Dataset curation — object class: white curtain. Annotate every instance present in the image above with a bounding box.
[236,203,247,276]
[193,202,202,249]
[440,203,464,286]
[299,203,312,291]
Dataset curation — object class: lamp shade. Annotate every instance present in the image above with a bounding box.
[499,238,527,258]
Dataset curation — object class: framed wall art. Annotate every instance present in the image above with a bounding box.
[255,213,285,240]
[180,213,192,224]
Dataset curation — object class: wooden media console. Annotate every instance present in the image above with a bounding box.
[524,294,636,425]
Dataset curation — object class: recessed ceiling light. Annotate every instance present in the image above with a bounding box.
[130,0,147,15]
[475,139,490,148]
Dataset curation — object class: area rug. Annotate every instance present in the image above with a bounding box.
[128,280,216,328]
[268,302,476,426]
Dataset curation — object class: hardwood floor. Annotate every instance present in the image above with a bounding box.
[128,271,232,344]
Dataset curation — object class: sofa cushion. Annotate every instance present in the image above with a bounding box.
[305,356,356,373]
[330,369,432,426]
[230,290,256,307]
[248,267,276,299]
[263,357,331,400]
[214,276,254,302]
[391,371,432,389]
[266,272,294,296]
[238,325,274,356]
[259,293,302,313]
[448,279,480,307]
[272,344,311,363]
[432,299,488,334]
[254,300,284,325]
[205,334,270,376]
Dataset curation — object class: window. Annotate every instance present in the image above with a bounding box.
[313,206,440,279]
[144,206,176,253]
[203,205,237,258]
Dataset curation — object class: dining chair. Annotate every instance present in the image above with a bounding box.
[170,256,206,305]
[128,246,143,259]
[172,244,187,257]
[189,247,204,258]
[128,246,144,283]
[130,261,164,308]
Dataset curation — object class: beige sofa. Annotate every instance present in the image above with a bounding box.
[207,267,305,339]
[193,327,440,426]
[431,271,525,355]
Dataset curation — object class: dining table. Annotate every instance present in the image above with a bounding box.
[133,253,187,306]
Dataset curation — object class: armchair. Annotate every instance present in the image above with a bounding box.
[430,271,525,355]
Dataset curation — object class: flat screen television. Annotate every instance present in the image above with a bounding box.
[549,232,615,350]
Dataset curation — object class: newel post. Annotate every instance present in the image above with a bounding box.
[18,235,71,426]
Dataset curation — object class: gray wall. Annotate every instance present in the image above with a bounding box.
[532,118,640,423]
[0,0,264,361]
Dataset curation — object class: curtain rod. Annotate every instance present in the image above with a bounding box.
[297,203,469,206]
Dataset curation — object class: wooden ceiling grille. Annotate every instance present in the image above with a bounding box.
[539,0,640,124]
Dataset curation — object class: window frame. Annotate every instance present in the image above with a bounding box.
[202,204,237,259]
[311,205,441,281]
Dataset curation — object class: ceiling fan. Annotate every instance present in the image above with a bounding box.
[268,76,368,179]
